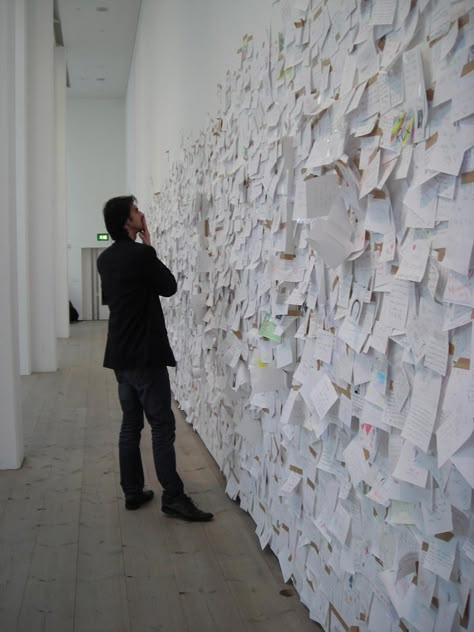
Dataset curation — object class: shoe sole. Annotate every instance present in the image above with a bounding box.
[125,497,154,511]
[161,507,213,522]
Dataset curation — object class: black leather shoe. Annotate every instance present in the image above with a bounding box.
[162,494,214,522]
[125,489,154,510]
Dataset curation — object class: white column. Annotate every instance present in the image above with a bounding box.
[55,46,69,339]
[15,0,32,376]
[0,0,24,469]
[27,0,57,372]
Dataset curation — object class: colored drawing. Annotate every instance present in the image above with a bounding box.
[390,110,414,146]
[258,313,281,342]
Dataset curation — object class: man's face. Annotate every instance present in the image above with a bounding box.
[125,203,144,233]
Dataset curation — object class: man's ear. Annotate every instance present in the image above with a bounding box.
[123,217,133,238]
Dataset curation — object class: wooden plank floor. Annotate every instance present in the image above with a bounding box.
[0,321,322,632]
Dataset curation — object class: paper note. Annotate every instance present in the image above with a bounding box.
[434,602,458,632]
[387,500,418,525]
[346,81,368,115]
[280,388,306,426]
[196,250,213,272]
[279,470,303,496]
[308,216,353,270]
[401,584,436,632]
[393,145,413,180]
[293,175,308,220]
[338,317,368,353]
[463,538,474,564]
[365,195,392,234]
[424,330,449,376]
[443,271,474,308]
[396,240,430,283]
[445,464,471,511]
[444,234,474,278]
[329,502,352,545]
[370,320,391,354]
[402,368,442,453]
[340,53,357,96]
[382,279,410,330]
[306,131,345,170]
[380,229,397,262]
[276,337,294,368]
[381,29,401,68]
[443,181,474,276]
[421,489,453,536]
[370,0,397,25]
[390,110,414,147]
[393,440,429,488]
[393,365,410,412]
[366,474,400,507]
[250,367,287,394]
[451,67,474,123]
[353,113,379,137]
[360,150,381,198]
[426,129,465,177]
[378,70,404,116]
[310,374,338,419]
[423,538,456,581]
[403,46,427,143]
[343,439,373,487]
[383,391,407,430]
[450,434,474,488]
[305,173,340,219]
[404,180,438,228]
[315,329,334,363]
[235,418,263,445]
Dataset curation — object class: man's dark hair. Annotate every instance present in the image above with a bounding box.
[103,195,136,240]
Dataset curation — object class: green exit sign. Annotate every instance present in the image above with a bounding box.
[97,233,109,242]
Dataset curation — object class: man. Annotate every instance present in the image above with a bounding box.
[97,195,213,522]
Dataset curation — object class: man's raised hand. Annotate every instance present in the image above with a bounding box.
[139,216,151,246]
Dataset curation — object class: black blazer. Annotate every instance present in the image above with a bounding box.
[97,237,177,369]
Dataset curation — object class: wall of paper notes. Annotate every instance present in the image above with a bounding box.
[148,1,474,630]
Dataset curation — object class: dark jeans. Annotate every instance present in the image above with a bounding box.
[114,366,184,502]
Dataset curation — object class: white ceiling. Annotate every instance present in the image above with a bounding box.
[57,0,142,98]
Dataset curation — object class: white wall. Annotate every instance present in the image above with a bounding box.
[127,0,278,207]
[134,1,474,629]
[0,0,23,468]
[66,97,126,316]
[27,0,58,372]
[55,46,69,340]
[15,0,31,376]
[14,0,68,376]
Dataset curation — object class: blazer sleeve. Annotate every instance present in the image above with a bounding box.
[145,245,177,297]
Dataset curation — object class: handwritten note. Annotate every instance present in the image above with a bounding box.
[402,368,442,453]
[310,374,338,419]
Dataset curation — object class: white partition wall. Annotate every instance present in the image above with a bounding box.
[55,46,69,340]
[15,0,31,376]
[1,0,71,468]
[127,0,277,206]
[66,97,126,317]
[26,0,57,372]
[0,0,23,469]
[14,0,68,375]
